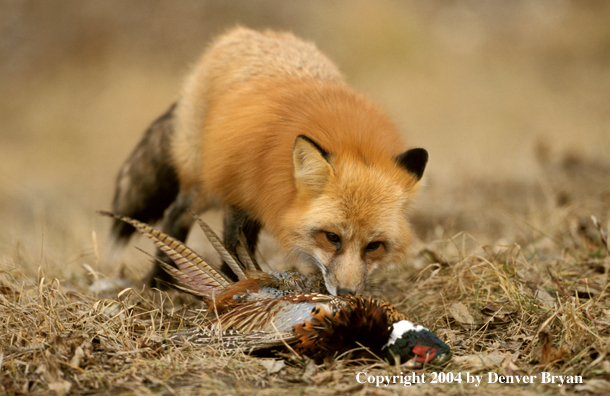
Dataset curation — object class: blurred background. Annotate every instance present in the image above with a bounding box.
[1,0,609,285]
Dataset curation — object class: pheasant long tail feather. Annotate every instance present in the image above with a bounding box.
[236,231,262,271]
[134,247,216,298]
[188,209,247,280]
[100,211,231,295]
[171,327,297,352]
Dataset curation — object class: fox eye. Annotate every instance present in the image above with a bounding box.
[325,232,341,250]
[365,241,382,252]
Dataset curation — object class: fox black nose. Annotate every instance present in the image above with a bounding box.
[337,287,356,295]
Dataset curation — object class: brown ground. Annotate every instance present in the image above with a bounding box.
[1,1,609,395]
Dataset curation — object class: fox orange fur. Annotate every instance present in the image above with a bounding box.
[110,27,428,295]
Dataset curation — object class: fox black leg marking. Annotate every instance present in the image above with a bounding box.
[222,207,261,280]
[109,103,196,288]
[110,103,179,245]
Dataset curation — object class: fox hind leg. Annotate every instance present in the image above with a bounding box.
[110,103,179,246]
[109,103,194,287]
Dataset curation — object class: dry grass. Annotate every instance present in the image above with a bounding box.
[2,1,610,395]
[1,154,609,395]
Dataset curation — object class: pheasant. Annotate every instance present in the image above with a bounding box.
[102,211,451,366]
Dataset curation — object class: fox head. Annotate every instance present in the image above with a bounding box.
[281,135,428,296]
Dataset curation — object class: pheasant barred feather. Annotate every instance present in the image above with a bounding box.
[100,211,230,299]
[189,209,247,280]
[171,327,296,353]
[133,246,210,298]
[236,231,261,271]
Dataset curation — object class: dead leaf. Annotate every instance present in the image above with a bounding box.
[323,356,337,370]
[481,303,514,322]
[310,371,343,385]
[517,268,542,289]
[499,340,523,351]
[52,335,68,357]
[310,371,331,385]
[334,383,364,393]
[302,357,318,380]
[48,380,72,395]
[69,346,85,368]
[501,353,527,377]
[259,359,286,375]
[453,352,505,370]
[575,379,610,394]
[449,302,476,327]
[435,328,457,344]
[481,303,500,315]
[540,332,569,365]
[535,288,556,310]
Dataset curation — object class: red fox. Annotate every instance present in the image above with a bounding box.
[110,27,428,295]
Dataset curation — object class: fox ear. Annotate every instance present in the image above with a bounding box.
[293,135,333,194]
[396,148,428,181]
